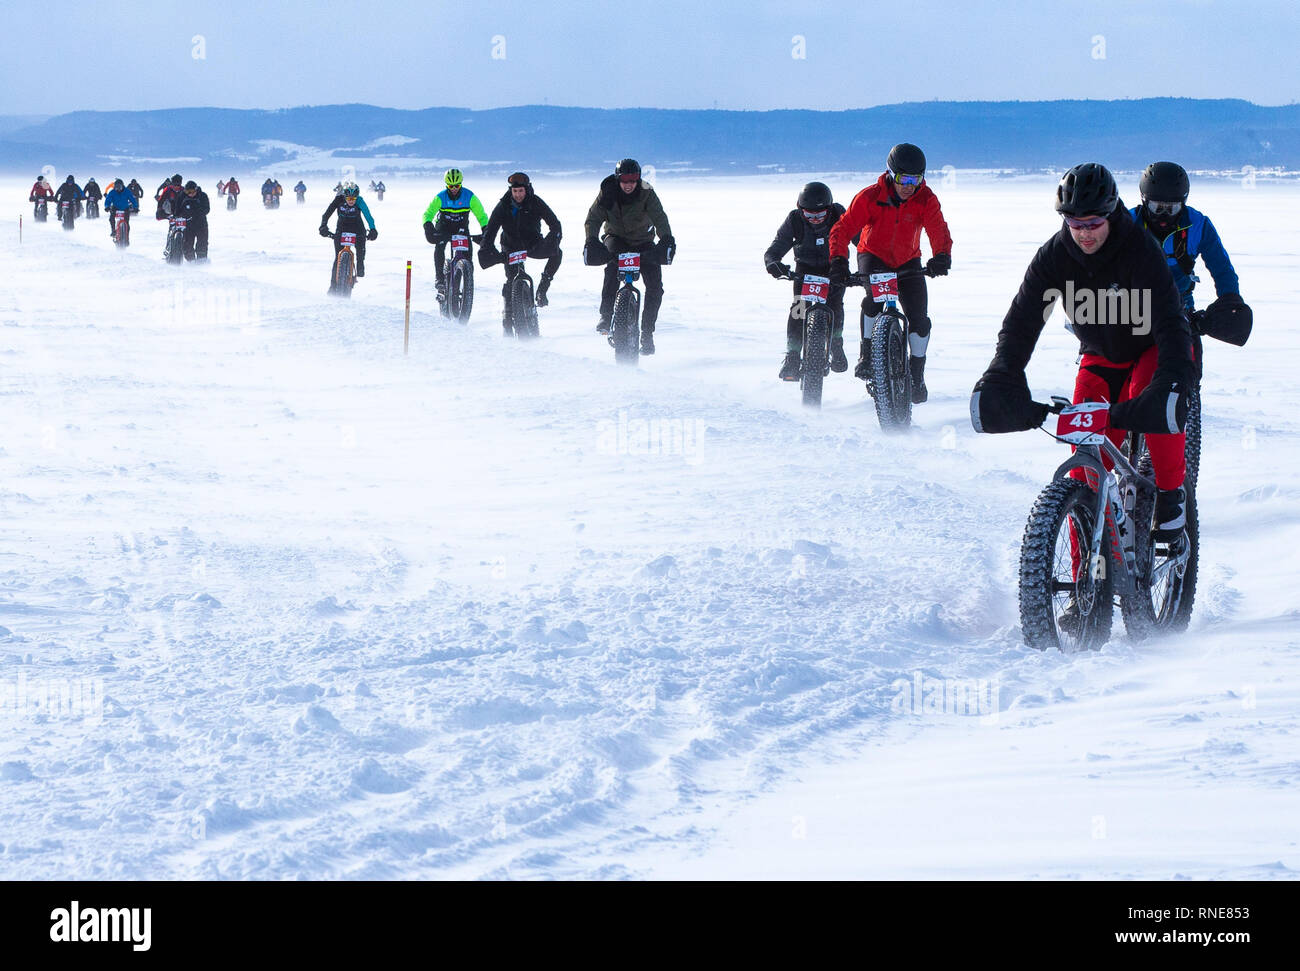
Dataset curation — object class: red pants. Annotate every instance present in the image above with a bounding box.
[1068,346,1186,492]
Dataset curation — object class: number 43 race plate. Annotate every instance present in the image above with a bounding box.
[1056,401,1111,445]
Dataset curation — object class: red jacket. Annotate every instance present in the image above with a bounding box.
[30,181,54,199]
[829,173,952,268]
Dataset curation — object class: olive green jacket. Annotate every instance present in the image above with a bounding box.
[583,175,672,247]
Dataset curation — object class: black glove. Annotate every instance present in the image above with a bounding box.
[367,228,378,241]
[970,365,1050,434]
[583,239,608,266]
[1110,375,1189,435]
[319,225,331,238]
[423,221,437,244]
[657,237,676,265]
[766,261,790,279]
[1200,292,1252,346]
[478,245,500,269]
[926,253,952,277]
[471,234,484,244]
[829,256,850,288]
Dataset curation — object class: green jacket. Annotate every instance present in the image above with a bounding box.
[422,187,489,228]
[584,175,672,247]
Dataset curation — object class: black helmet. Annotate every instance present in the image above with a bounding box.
[797,181,833,210]
[66,175,75,183]
[1055,162,1118,217]
[887,143,926,178]
[507,171,530,187]
[87,177,96,183]
[615,158,641,177]
[114,179,124,189]
[185,180,198,190]
[1139,161,1189,204]
[171,175,182,186]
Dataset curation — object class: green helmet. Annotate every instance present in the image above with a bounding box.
[444,168,463,188]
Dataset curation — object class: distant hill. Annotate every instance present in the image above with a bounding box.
[2,100,1297,176]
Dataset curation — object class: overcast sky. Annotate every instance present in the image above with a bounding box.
[5,0,1297,116]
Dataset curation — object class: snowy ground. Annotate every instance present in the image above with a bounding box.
[1,173,1297,879]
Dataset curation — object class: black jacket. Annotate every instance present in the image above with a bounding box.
[989,203,1192,382]
[84,182,102,200]
[763,204,847,271]
[54,182,83,204]
[173,190,211,221]
[484,184,561,252]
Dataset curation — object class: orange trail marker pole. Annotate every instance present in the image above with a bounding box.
[404,260,412,355]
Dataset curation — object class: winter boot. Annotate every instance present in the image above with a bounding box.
[830,336,848,373]
[536,272,553,308]
[596,316,611,334]
[854,339,873,381]
[779,351,802,381]
[1152,487,1187,544]
[640,329,655,355]
[909,355,928,403]
[1057,596,1083,639]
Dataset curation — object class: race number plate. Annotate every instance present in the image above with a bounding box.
[801,274,830,305]
[869,272,899,301]
[618,252,641,273]
[508,250,528,265]
[172,217,187,228]
[339,232,357,246]
[451,234,469,253]
[1055,401,1111,445]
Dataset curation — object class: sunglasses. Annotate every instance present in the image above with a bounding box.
[1064,215,1108,230]
[891,171,924,187]
[1146,200,1182,217]
[801,208,828,223]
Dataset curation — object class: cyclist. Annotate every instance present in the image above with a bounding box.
[422,168,489,310]
[84,178,102,216]
[479,171,563,334]
[104,178,139,238]
[54,175,85,220]
[225,177,240,206]
[828,143,952,403]
[319,180,378,280]
[156,175,184,219]
[582,158,676,355]
[174,180,211,261]
[970,162,1196,554]
[1131,160,1250,347]
[29,175,55,215]
[127,179,144,200]
[294,180,307,203]
[261,178,275,206]
[764,181,848,381]
[216,180,226,196]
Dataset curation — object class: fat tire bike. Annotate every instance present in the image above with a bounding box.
[860,266,936,432]
[110,209,131,248]
[443,232,477,323]
[163,216,186,265]
[1018,397,1197,653]
[503,249,540,339]
[327,230,359,297]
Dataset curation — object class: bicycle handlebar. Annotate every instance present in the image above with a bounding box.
[775,267,935,285]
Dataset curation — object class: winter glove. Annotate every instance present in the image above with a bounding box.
[969,365,1051,434]
[423,221,437,244]
[1109,374,1189,435]
[478,245,500,269]
[1200,292,1252,346]
[766,261,790,279]
[583,239,609,266]
[657,237,676,265]
[367,228,378,241]
[319,225,331,238]
[926,253,952,277]
[471,234,484,244]
[829,255,850,288]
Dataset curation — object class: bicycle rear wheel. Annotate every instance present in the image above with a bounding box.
[1019,478,1114,652]
[1121,483,1197,639]
[869,310,912,430]
[800,306,829,409]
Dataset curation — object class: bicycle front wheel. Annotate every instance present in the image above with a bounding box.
[870,310,912,431]
[801,305,829,409]
[450,258,474,323]
[1019,478,1114,652]
[611,285,640,366]
[510,273,539,339]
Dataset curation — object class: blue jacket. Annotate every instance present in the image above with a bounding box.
[1129,203,1239,311]
[104,187,139,211]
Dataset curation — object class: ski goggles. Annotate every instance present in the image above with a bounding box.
[801,208,828,224]
[1146,200,1182,217]
[890,170,924,187]
[1063,214,1108,230]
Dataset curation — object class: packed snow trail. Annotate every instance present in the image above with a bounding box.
[1,177,1296,878]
